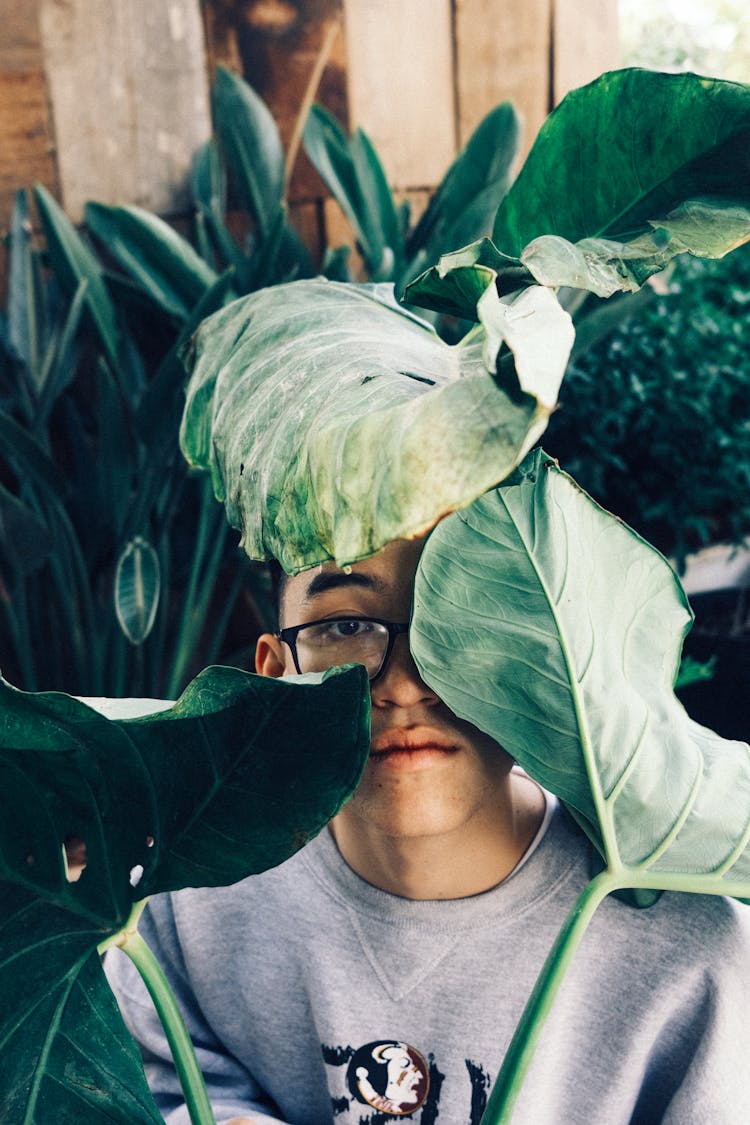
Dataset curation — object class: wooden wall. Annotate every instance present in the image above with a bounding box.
[0,0,619,271]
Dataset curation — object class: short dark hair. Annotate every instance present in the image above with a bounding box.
[267,559,287,624]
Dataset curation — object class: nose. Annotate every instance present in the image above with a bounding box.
[371,633,440,709]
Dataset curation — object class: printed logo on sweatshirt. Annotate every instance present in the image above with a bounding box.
[345,1040,430,1115]
[323,1041,488,1122]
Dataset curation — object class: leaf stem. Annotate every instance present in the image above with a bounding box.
[480,870,618,1125]
[106,908,217,1125]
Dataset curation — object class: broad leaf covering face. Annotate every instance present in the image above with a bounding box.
[0,664,370,1121]
[179,279,573,574]
[411,452,750,898]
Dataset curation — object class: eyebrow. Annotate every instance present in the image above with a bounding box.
[302,570,381,601]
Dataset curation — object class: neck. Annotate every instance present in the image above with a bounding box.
[329,772,545,900]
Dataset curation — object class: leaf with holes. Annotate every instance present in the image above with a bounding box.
[411,450,750,899]
[0,663,370,1120]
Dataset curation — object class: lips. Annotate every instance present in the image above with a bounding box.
[370,728,459,760]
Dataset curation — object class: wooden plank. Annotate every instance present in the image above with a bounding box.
[0,0,59,237]
[454,0,553,161]
[343,0,456,190]
[202,0,348,203]
[553,0,620,104]
[38,0,211,222]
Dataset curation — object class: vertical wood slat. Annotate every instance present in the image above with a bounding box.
[38,0,211,223]
[0,0,58,224]
[454,0,553,159]
[343,0,456,189]
[553,0,620,103]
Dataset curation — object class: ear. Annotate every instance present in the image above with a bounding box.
[255,633,289,678]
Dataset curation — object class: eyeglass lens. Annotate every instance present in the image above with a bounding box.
[295,619,390,679]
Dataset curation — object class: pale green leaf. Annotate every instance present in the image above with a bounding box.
[179,280,573,574]
[114,537,161,646]
[411,451,750,897]
[521,199,750,297]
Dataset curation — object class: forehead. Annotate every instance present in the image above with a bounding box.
[281,538,425,622]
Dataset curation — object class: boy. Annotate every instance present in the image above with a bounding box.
[107,535,750,1125]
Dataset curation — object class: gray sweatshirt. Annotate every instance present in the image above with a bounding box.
[106,801,750,1125]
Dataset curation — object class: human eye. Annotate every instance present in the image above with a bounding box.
[320,618,374,639]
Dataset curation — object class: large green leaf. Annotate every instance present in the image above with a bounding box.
[85,204,218,321]
[0,888,164,1124]
[407,70,750,321]
[491,69,750,258]
[0,664,370,1120]
[411,451,750,898]
[179,279,574,574]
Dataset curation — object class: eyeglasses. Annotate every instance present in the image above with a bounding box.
[277,617,410,682]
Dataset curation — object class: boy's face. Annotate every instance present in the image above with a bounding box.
[255,538,513,841]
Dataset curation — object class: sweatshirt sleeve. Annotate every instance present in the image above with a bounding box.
[104,894,289,1125]
[658,898,750,1124]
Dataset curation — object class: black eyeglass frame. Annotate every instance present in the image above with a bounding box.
[276,616,410,682]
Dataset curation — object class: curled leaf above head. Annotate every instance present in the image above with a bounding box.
[179,278,574,575]
[411,451,750,901]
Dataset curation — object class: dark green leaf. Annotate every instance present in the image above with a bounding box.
[0,664,369,1119]
[85,203,218,321]
[134,268,236,456]
[350,128,403,277]
[211,65,285,237]
[0,410,67,499]
[0,664,370,909]
[179,280,573,574]
[0,483,52,579]
[411,451,750,898]
[34,279,88,426]
[33,185,121,369]
[405,237,530,321]
[0,886,163,1124]
[492,69,750,258]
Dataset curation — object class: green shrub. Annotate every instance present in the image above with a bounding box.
[544,244,750,569]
